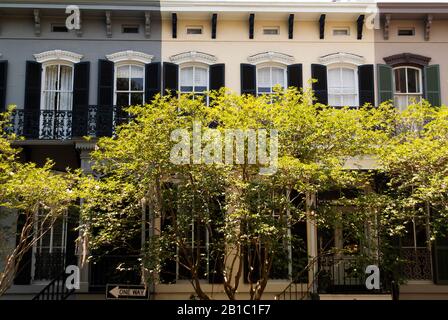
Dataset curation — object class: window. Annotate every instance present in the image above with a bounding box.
[186,26,203,35]
[122,25,140,34]
[115,64,145,107]
[179,65,209,100]
[42,64,74,112]
[398,28,415,36]
[33,212,67,282]
[333,27,350,36]
[393,67,422,111]
[51,24,68,33]
[263,27,280,35]
[328,67,359,107]
[256,66,286,95]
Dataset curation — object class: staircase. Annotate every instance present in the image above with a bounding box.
[276,253,394,300]
[32,270,75,300]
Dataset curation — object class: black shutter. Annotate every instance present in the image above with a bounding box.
[72,62,90,137]
[97,59,114,106]
[287,64,303,90]
[13,213,32,285]
[240,63,256,96]
[145,62,161,104]
[209,64,225,91]
[358,64,375,107]
[163,62,179,96]
[0,61,8,112]
[65,205,80,267]
[311,64,328,105]
[24,61,42,139]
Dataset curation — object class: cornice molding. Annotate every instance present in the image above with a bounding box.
[169,51,218,65]
[384,53,431,67]
[247,51,294,65]
[319,52,365,66]
[106,50,154,64]
[34,50,83,64]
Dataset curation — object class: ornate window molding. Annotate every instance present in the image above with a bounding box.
[106,50,154,64]
[34,50,83,64]
[169,51,218,65]
[247,51,294,65]
[384,53,431,67]
[318,52,365,66]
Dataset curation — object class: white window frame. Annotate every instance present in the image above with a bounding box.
[40,61,75,112]
[178,63,210,104]
[256,63,287,96]
[113,62,146,107]
[327,64,359,108]
[393,66,423,111]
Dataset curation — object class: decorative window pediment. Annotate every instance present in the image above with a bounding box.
[247,52,294,65]
[318,52,365,66]
[384,53,431,67]
[169,51,218,65]
[106,50,154,64]
[34,50,83,64]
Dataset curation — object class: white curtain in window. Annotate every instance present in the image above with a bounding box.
[117,65,130,79]
[180,67,194,91]
[131,65,144,79]
[328,67,358,107]
[59,65,73,111]
[257,67,271,89]
[271,67,285,88]
[194,67,208,90]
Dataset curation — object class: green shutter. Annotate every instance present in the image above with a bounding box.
[377,64,393,104]
[434,234,448,284]
[424,65,441,107]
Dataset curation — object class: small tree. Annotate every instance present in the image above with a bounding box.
[80,88,389,300]
[0,108,79,296]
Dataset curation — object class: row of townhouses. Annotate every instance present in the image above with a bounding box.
[0,0,447,300]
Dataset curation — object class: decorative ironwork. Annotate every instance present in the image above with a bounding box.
[10,106,128,140]
[32,269,75,301]
[401,248,432,280]
[34,252,66,281]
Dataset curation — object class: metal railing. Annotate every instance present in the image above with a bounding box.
[9,105,128,140]
[32,270,75,301]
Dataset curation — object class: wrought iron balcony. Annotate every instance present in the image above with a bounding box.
[9,105,128,140]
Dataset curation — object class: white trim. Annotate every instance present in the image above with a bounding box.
[34,50,83,64]
[113,64,146,106]
[248,52,294,65]
[106,50,154,64]
[170,51,218,65]
[318,52,365,66]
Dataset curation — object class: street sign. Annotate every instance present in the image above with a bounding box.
[106,284,149,300]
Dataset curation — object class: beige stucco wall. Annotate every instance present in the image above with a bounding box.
[162,18,375,94]
[375,19,448,105]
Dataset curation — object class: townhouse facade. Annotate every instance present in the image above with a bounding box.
[0,0,447,300]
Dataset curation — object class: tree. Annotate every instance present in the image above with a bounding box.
[80,88,389,300]
[0,107,79,296]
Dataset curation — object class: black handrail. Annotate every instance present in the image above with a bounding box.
[32,270,75,301]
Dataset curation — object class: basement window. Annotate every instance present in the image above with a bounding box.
[263,27,280,35]
[398,28,415,36]
[51,24,68,32]
[333,27,350,36]
[186,26,203,35]
[122,25,140,34]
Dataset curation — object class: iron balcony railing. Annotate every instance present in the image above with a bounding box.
[9,105,129,140]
